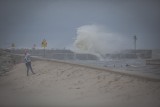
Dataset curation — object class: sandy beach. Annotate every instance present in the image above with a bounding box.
[0,60,160,106]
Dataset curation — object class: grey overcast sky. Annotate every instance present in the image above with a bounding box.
[0,0,160,49]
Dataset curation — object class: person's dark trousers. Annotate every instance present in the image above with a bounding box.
[26,62,35,76]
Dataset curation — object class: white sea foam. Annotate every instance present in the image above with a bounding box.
[73,25,131,58]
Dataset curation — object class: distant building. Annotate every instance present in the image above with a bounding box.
[152,49,160,59]
[105,50,152,59]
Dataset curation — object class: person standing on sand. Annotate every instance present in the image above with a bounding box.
[24,50,35,76]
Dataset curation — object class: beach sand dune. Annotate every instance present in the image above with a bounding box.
[0,60,160,107]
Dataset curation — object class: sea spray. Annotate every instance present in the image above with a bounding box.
[72,25,131,59]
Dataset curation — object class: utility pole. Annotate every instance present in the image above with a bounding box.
[133,35,137,51]
[133,35,137,57]
[11,43,15,53]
